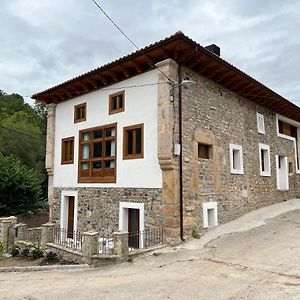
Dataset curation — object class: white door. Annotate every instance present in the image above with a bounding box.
[276,155,289,190]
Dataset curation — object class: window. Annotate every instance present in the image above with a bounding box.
[257,112,265,134]
[123,124,144,159]
[198,143,212,159]
[78,123,116,183]
[109,91,125,115]
[229,144,244,174]
[278,120,297,138]
[74,103,86,123]
[202,202,218,228]
[61,137,74,164]
[259,143,271,176]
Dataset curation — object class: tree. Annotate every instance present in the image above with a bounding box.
[0,154,42,216]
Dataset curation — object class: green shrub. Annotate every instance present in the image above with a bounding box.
[192,227,200,239]
[44,249,59,262]
[0,154,43,216]
[31,245,43,259]
[10,245,20,257]
[0,241,4,257]
[20,246,30,258]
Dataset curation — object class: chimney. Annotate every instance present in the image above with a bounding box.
[205,44,220,57]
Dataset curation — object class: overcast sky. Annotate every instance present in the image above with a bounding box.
[1,0,300,107]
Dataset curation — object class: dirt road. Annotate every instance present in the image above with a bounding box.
[1,199,300,299]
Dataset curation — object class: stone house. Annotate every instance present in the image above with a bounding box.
[33,31,300,245]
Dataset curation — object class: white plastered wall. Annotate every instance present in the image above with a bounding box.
[53,69,162,188]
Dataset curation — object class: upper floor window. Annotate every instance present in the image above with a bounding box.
[61,137,74,164]
[198,143,212,159]
[109,91,125,115]
[257,113,265,134]
[229,144,244,174]
[278,120,297,138]
[259,143,271,176]
[74,103,86,123]
[78,123,116,183]
[123,124,144,159]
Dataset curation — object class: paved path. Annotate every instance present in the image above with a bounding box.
[1,199,300,299]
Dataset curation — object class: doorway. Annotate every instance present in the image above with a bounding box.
[60,191,78,240]
[276,155,289,190]
[128,208,140,248]
[119,202,144,249]
[67,196,75,238]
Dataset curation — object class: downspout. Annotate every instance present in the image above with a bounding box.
[178,64,185,241]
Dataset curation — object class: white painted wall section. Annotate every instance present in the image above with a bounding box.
[53,70,162,188]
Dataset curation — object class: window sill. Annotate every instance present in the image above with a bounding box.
[260,172,271,177]
[230,169,244,175]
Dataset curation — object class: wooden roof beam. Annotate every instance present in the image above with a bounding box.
[187,56,210,69]
[119,66,130,78]
[106,71,118,82]
[93,74,109,85]
[131,61,142,73]
[85,78,99,89]
[160,47,171,59]
[178,47,199,64]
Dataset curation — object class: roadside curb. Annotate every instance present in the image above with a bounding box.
[0,264,90,273]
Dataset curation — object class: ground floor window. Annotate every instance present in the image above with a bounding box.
[202,202,218,228]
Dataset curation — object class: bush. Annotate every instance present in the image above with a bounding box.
[20,246,30,258]
[0,241,4,257]
[44,249,59,262]
[31,244,43,259]
[10,245,20,257]
[192,227,200,239]
[0,154,43,216]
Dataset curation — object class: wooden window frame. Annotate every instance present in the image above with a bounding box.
[74,102,86,123]
[198,143,212,159]
[61,137,74,165]
[78,123,117,183]
[109,91,125,115]
[123,123,144,160]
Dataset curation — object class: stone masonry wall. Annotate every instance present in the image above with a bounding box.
[180,66,299,237]
[52,188,163,234]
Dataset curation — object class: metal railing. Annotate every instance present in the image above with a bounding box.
[53,226,82,251]
[128,227,163,252]
[97,234,114,255]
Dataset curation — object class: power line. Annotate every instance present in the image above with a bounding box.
[90,0,173,84]
[20,81,169,98]
[0,124,44,140]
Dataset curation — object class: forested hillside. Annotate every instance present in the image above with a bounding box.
[0,90,47,216]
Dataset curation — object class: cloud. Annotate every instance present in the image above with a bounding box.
[0,0,299,107]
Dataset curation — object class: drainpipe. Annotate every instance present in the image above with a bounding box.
[178,64,185,241]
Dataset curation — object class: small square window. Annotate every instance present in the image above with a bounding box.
[257,112,265,134]
[202,202,218,228]
[229,144,244,174]
[259,143,271,176]
[109,91,125,115]
[74,103,86,123]
[198,143,212,159]
[61,137,74,164]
